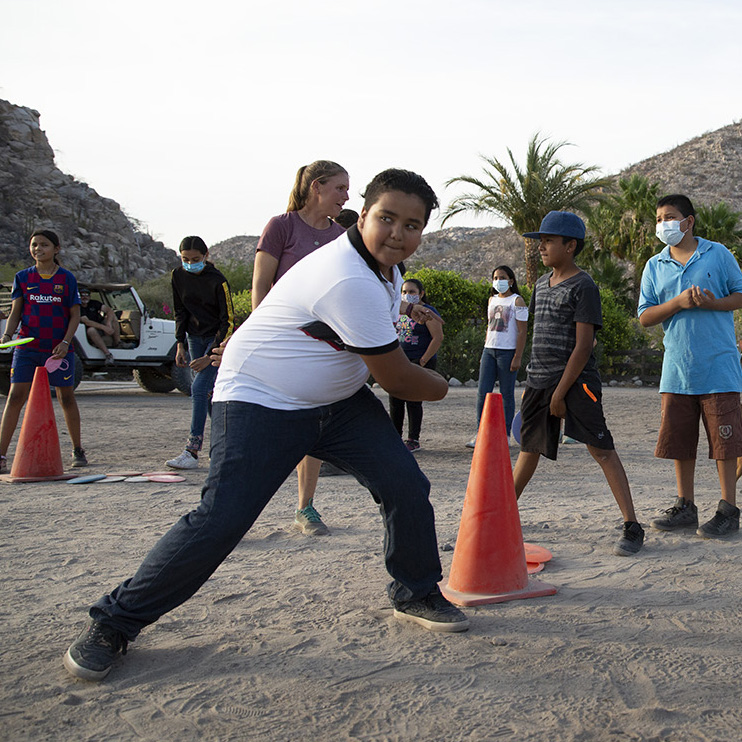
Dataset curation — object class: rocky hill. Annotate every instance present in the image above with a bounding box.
[2,95,739,286]
[0,99,179,283]
[212,120,741,282]
[623,121,742,215]
[208,235,260,265]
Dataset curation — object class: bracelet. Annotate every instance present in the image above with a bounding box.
[404,303,414,317]
[61,340,70,345]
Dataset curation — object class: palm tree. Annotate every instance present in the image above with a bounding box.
[695,202,742,259]
[443,135,612,285]
[587,174,661,288]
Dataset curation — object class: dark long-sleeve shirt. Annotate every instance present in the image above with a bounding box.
[171,264,234,349]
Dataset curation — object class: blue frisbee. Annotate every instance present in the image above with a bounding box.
[67,474,108,485]
[512,410,522,445]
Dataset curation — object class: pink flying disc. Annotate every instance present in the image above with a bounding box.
[141,471,177,477]
[148,474,185,483]
[106,471,143,477]
[527,561,545,575]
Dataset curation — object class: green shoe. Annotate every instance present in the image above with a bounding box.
[293,499,329,536]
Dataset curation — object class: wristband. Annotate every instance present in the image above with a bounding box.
[61,340,70,345]
[404,303,414,318]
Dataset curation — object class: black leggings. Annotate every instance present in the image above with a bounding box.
[388,358,437,441]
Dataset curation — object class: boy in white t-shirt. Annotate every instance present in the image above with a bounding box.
[63,170,469,682]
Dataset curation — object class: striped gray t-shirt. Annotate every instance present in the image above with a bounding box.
[526,270,602,389]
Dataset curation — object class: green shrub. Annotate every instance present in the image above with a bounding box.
[215,260,254,294]
[232,290,252,327]
[595,287,647,374]
[404,268,490,335]
[436,323,487,382]
[135,273,173,318]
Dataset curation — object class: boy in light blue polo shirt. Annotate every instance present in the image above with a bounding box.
[638,194,742,538]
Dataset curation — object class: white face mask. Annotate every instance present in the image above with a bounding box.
[402,292,420,304]
[656,218,688,247]
[493,279,510,294]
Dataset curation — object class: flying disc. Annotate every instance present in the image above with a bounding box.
[67,474,108,485]
[524,542,553,564]
[148,474,185,483]
[0,336,34,349]
[124,476,151,483]
[527,561,545,575]
[141,471,177,477]
[44,357,70,373]
[512,410,522,444]
[106,471,143,477]
[100,476,127,483]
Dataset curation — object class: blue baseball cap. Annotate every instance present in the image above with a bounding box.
[523,211,586,240]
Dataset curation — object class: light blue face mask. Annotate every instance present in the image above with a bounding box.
[493,279,510,294]
[655,218,688,247]
[182,260,206,273]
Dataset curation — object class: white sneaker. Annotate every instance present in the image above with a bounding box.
[166,450,199,469]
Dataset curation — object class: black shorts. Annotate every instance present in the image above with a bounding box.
[520,380,615,460]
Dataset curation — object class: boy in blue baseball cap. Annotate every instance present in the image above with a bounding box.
[513,211,644,556]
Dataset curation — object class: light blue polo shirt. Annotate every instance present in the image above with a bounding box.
[638,237,742,395]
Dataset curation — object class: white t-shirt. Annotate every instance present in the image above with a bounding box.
[484,293,528,350]
[214,231,402,410]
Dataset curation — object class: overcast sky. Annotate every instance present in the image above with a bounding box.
[1,0,740,253]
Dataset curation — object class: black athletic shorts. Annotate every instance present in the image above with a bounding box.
[520,380,615,460]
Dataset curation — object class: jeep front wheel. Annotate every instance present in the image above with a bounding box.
[170,364,194,396]
[133,367,177,394]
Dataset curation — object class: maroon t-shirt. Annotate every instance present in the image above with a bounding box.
[256,211,345,281]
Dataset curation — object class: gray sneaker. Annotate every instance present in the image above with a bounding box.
[697,500,740,539]
[393,587,469,632]
[63,620,128,681]
[614,521,645,556]
[651,497,698,531]
[293,499,329,535]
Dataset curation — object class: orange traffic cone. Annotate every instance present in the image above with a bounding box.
[8,366,66,480]
[441,392,557,606]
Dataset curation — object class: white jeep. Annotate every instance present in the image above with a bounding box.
[0,282,193,396]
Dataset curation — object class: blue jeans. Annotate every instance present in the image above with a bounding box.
[476,347,517,435]
[186,335,218,452]
[91,386,443,638]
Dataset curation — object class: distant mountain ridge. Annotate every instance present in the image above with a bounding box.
[210,120,742,282]
[1,95,738,285]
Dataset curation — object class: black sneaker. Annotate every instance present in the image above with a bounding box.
[697,500,740,539]
[650,497,698,531]
[393,587,469,632]
[614,521,645,556]
[63,620,128,681]
[71,447,88,468]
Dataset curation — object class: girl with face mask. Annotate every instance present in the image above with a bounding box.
[466,265,528,449]
[389,279,444,452]
[166,236,234,470]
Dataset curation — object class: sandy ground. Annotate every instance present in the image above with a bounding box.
[1,381,741,742]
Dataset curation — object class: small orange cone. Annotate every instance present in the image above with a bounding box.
[9,366,65,479]
[441,392,557,606]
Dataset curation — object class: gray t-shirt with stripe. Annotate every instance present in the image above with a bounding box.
[526,270,602,389]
